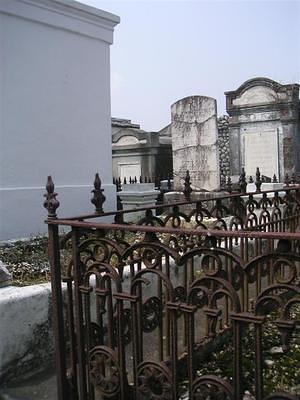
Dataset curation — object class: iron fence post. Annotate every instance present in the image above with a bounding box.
[48,223,69,400]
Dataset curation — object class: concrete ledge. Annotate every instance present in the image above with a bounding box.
[0,283,56,384]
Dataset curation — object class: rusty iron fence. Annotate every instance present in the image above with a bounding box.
[44,173,300,400]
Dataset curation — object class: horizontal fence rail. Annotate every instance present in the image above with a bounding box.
[44,175,300,400]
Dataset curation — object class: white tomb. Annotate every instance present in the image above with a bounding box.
[0,0,120,240]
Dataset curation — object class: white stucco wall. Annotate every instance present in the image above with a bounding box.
[0,0,120,240]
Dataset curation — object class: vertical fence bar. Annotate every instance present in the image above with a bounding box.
[72,227,88,400]
[255,323,264,400]
[48,223,69,400]
[233,319,243,399]
[65,278,78,398]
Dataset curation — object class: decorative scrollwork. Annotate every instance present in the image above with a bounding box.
[189,201,211,225]
[89,346,120,397]
[138,209,165,227]
[191,375,233,399]
[201,254,222,276]
[211,199,230,220]
[164,205,190,228]
[118,308,132,346]
[142,247,162,269]
[78,237,124,268]
[189,286,209,309]
[273,258,297,284]
[174,285,186,303]
[137,361,172,400]
[245,194,259,213]
[142,296,162,332]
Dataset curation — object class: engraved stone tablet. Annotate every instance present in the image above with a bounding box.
[119,162,141,181]
[171,96,220,191]
[244,130,279,178]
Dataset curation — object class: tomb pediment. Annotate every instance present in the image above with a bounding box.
[113,135,140,146]
[232,85,278,106]
[224,77,298,112]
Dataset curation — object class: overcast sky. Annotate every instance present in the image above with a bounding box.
[81,0,299,131]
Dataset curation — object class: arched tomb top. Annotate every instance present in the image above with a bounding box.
[226,77,299,110]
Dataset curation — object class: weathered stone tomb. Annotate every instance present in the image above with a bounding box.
[171,96,220,191]
[226,77,300,181]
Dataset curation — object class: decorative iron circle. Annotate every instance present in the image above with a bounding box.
[190,287,208,309]
[142,248,161,269]
[174,285,186,303]
[137,361,172,400]
[202,254,222,276]
[273,258,297,284]
[194,211,204,224]
[89,346,120,397]
[142,296,162,332]
[93,243,109,262]
[192,375,233,400]
[171,215,181,228]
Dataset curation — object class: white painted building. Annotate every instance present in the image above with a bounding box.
[0,0,119,240]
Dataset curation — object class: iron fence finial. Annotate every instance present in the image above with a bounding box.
[226,176,232,193]
[43,175,59,219]
[255,167,262,193]
[183,170,192,201]
[91,173,106,214]
[239,168,247,194]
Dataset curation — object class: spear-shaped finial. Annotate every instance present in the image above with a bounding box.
[43,176,59,219]
[91,173,106,214]
[227,176,232,193]
[183,170,192,201]
[255,167,262,193]
[239,167,247,194]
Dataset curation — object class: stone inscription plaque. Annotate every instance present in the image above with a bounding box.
[119,163,141,181]
[244,130,278,178]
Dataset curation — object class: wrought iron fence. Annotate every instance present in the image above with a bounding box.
[44,174,300,400]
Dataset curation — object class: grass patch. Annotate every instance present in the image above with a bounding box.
[0,236,50,286]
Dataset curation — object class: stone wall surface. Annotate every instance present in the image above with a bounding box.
[171,96,220,191]
[217,115,230,184]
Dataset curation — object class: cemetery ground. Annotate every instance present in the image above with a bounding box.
[0,230,300,398]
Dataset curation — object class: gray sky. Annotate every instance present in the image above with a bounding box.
[81,0,300,131]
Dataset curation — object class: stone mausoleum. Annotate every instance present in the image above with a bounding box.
[226,77,300,181]
[112,118,173,181]
[113,77,299,188]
